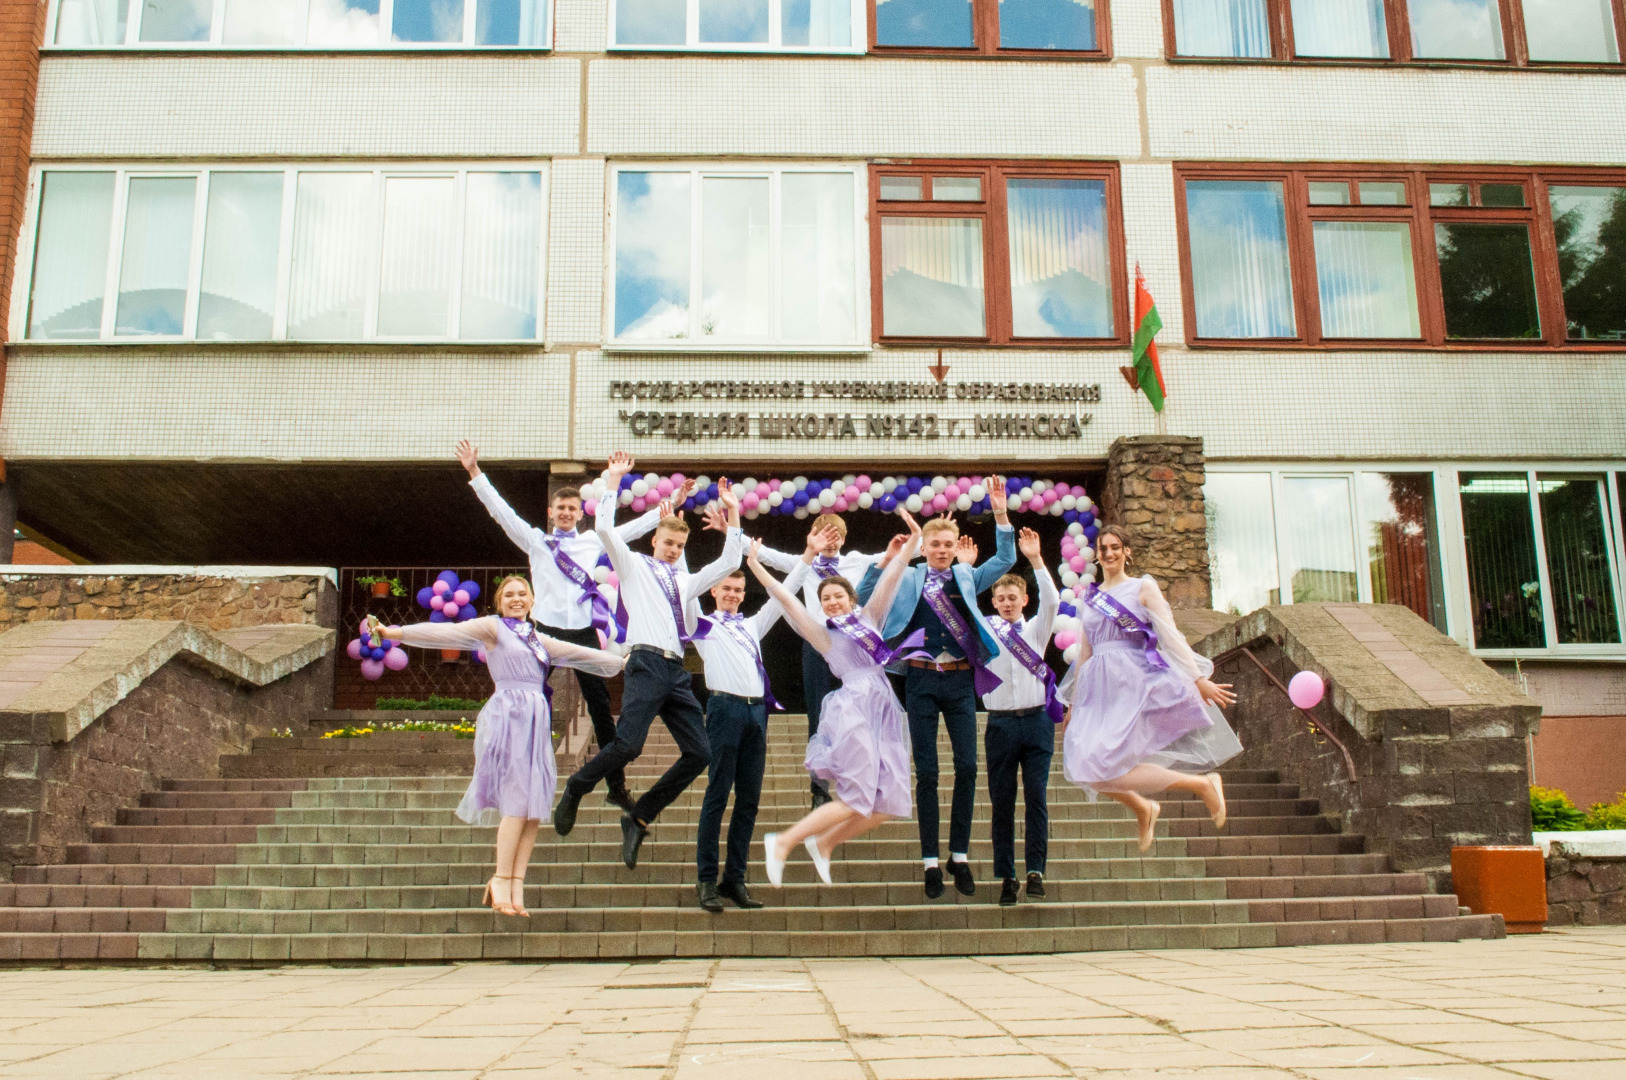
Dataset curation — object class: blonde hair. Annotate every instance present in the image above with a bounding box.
[656,515,690,535]
[922,518,960,539]
[490,575,534,614]
[992,573,1027,596]
[813,512,847,539]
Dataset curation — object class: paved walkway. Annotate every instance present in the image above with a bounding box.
[4,929,1626,1080]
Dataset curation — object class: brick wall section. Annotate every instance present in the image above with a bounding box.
[0,0,42,347]
[1100,435,1211,610]
[0,573,339,631]
[1546,855,1626,926]
[0,654,332,876]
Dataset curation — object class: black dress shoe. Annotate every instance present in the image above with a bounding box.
[949,861,976,897]
[553,786,583,836]
[1026,872,1046,898]
[606,786,638,816]
[811,788,832,810]
[924,866,945,899]
[1000,878,1020,906]
[696,881,724,913]
[620,815,648,869]
[718,880,764,910]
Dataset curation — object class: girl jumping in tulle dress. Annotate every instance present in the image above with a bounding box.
[1061,525,1242,852]
[742,509,924,886]
[365,575,624,917]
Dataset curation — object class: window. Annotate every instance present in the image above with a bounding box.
[610,0,865,50]
[1165,0,1626,64]
[48,0,551,47]
[20,165,546,342]
[872,0,1107,53]
[1459,471,1624,650]
[609,165,866,349]
[1205,468,1448,629]
[1176,165,1625,349]
[872,162,1126,345]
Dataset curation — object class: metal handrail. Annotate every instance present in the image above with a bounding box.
[1213,645,1359,782]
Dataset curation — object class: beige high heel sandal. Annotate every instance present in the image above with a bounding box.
[508,877,530,917]
[1206,773,1227,830]
[1138,800,1161,853]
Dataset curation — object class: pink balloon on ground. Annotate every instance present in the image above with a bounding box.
[1288,671,1325,709]
[359,658,385,681]
[383,649,409,672]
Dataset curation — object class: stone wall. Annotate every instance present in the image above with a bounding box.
[1546,855,1626,926]
[1100,435,1210,610]
[1196,603,1541,893]
[0,570,338,631]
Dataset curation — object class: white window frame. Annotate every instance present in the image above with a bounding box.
[1206,461,1626,660]
[604,162,871,353]
[43,0,554,51]
[606,0,865,54]
[9,161,550,345]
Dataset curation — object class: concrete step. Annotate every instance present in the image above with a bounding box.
[12,865,218,887]
[1245,894,1463,923]
[1269,914,1503,946]
[141,790,302,809]
[1201,853,1395,877]
[1222,872,1431,898]
[0,884,196,908]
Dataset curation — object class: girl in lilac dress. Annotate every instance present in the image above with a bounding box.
[742,510,923,887]
[365,575,624,917]
[1061,525,1241,852]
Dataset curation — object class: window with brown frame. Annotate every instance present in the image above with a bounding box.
[871,162,1129,346]
[870,0,1109,55]
[1173,164,1626,348]
[1164,0,1624,67]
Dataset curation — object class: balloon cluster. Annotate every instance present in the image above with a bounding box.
[580,472,1101,525]
[417,571,482,623]
[346,627,409,681]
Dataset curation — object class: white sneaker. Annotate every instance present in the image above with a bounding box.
[763,832,785,886]
[804,837,833,885]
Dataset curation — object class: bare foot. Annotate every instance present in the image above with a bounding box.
[1137,800,1161,853]
[1204,773,1227,830]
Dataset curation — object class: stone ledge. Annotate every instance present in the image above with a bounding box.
[0,621,333,743]
[1,566,337,584]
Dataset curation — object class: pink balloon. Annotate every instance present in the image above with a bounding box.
[441,602,460,619]
[346,638,363,661]
[971,475,983,487]
[631,496,647,512]
[855,475,871,488]
[957,477,972,491]
[656,479,674,497]
[432,579,450,595]
[1061,541,1078,559]
[453,589,470,606]
[606,572,619,588]
[1069,555,1087,573]
[1288,671,1325,710]
[360,658,385,681]
[584,498,598,516]
[430,594,445,610]
[741,493,759,510]
[474,649,488,664]
[383,648,409,672]
[1054,631,1078,650]
[670,472,686,486]
[834,497,849,512]
[931,494,949,511]
[1052,482,1071,497]
[944,484,961,500]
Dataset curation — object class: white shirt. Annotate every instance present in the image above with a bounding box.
[757,545,884,612]
[596,495,745,655]
[695,562,809,698]
[470,474,661,631]
[980,567,1060,713]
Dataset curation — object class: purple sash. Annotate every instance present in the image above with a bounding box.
[812,555,841,579]
[921,571,1002,696]
[500,617,555,710]
[1082,584,1169,671]
[543,532,626,643]
[991,618,1066,724]
[643,555,711,645]
[713,612,782,711]
[827,614,930,669]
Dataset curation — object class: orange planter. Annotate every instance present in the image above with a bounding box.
[1451,845,1547,934]
[370,581,391,598]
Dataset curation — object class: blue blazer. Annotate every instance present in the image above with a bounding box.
[857,524,1017,660]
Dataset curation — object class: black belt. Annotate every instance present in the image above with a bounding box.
[987,707,1047,720]
[631,644,684,663]
[711,690,767,706]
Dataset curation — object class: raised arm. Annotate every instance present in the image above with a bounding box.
[753,543,803,575]
[971,505,1018,594]
[746,540,830,651]
[751,524,834,636]
[682,480,745,599]
[1019,528,1060,640]
[593,452,637,575]
[372,613,501,653]
[863,510,922,625]
[538,634,627,678]
[459,440,543,555]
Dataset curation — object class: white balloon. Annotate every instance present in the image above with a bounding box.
[1061,570,1080,589]
[829,480,846,497]
[1018,487,1033,501]
[794,506,809,519]
[643,472,659,485]
[768,491,784,507]
[1061,494,1077,510]
[967,484,986,501]
[629,479,649,497]
[1009,495,1024,512]
[1060,588,1076,602]
[882,477,898,492]
[740,477,757,492]
[793,476,809,489]
[1067,522,1084,537]
[1081,546,1095,562]
[1063,643,1081,665]
[819,489,837,507]
[619,489,635,506]
[1049,501,1064,516]
[857,492,874,509]
[1077,496,1094,512]
[868,480,885,496]
[779,481,796,498]
[930,476,948,493]
[956,494,972,511]
[592,565,611,583]
[905,494,924,513]
[842,473,856,485]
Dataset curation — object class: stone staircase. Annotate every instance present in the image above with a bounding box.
[0,714,1502,964]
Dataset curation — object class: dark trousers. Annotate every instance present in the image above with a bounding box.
[802,640,839,797]
[539,622,627,796]
[904,666,979,860]
[695,693,768,885]
[567,649,711,825]
[985,708,1054,880]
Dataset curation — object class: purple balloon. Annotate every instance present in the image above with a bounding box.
[383,648,409,672]
[437,569,461,587]
[460,580,480,601]
[346,638,363,661]
[359,657,385,681]
[429,609,447,623]
[416,586,434,608]
[457,607,477,622]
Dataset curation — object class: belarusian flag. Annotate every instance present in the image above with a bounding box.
[1120,263,1166,413]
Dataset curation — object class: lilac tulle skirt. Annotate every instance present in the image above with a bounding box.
[804,668,913,819]
[456,683,555,826]
[1064,640,1231,787]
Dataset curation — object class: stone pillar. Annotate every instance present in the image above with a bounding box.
[1100,435,1211,610]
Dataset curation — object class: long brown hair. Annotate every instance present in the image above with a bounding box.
[817,575,857,606]
[1094,524,1135,564]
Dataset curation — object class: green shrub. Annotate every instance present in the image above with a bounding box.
[1531,786,1588,831]
[374,695,487,711]
[1584,792,1626,831]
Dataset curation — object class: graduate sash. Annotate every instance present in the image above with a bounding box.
[921,570,1002,695]
[542,532,626,643]
[1082,584,1169,671]
[500,617,555,709]
[713,612,781,711]
[811,555,841,579]
[643,555,711,645]
[827,614,930,670]
[990,617,1066,724]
